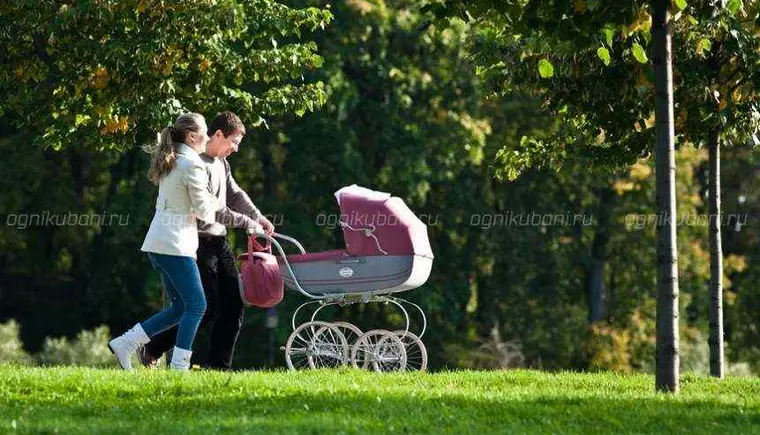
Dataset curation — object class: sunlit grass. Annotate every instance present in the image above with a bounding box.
[1,365,758,434]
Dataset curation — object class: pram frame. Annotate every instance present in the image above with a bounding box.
[264,232,427,339]
[262,233,427,370]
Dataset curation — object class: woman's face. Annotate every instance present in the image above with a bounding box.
[186,121,210,153]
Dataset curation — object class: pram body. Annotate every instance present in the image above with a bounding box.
[264,185,434,372]
[277,185,433,297]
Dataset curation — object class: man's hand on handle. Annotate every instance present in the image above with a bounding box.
[257,216,275,235]
[245,216,275,236]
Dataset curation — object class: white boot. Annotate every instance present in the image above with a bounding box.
[108,324,150,370]
[170,347,193,371]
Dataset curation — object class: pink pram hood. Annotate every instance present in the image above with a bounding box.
[335,185,434,258]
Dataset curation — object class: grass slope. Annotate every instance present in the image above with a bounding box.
[1,365,758,434]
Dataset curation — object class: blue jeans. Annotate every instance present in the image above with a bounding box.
[141,252,207,350]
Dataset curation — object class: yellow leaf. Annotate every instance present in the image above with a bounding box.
[635,70,652,88]
[161,61,173,76]
[199,58,211,72]
[643,112,655,129]
[573,0,587,14]
[118,116,129,132]
[93,105,109,117]
[732,87,743,104]
[629,161,652,180]
[595,128,606,145]
[14,65,23,77]
[92,67,110,90]
[676,110,688,129]
[628,9,651,34]
[100,116,127,135]
[613,180,635,195]
[725,254,747,273]
[640,11,652,32]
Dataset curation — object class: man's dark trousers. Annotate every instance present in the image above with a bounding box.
[144,235,244,370]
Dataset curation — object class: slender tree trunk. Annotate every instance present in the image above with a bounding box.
[708,130,725,378]
[586,187,614,323]
[587,260,605,322]
[706,32,726,379]
[652,0,680,394]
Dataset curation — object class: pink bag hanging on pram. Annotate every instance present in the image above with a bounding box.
[238,236,284,308]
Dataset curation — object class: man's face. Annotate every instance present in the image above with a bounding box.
[207,130,244,158]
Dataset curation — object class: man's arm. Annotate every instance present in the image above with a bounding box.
[215,206,259,230]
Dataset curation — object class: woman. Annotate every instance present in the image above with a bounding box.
[109,113,222,371]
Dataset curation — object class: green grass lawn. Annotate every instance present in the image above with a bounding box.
[0,365,758,434]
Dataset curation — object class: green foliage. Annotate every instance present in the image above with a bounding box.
[424,0,662,177]
[597,46,611,66]
[37,326,116,367]
[631,42,648,64]
[0,0,332,151]
[0,320,33,365]
[427,0,760,176]
[728,0,744,16]
[538,58,554,78]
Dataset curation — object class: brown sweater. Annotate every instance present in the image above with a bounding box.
[197,154,262,237]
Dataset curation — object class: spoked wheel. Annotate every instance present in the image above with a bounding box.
[284,321,349,370]
[351,329,407,372]
[332,322,363,348]
[393,330,428,371]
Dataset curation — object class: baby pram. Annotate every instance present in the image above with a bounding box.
[261,185,434,371]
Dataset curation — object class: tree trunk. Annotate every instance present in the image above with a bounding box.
[586,187,614,323]
[708,130,725,378]
[652,0,680,394]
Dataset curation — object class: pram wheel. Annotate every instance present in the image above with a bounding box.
[351,329,407,372]
[284,321,349,370]
[331,322,363,348]
[393,330,428,371]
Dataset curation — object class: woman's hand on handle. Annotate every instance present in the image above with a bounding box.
[246,221,265,236]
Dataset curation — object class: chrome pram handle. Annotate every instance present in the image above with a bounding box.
[252,232,328,301]
[271,232,306,254]
[246,231,305,254]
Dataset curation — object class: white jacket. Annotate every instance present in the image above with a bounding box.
[141,144,222,258]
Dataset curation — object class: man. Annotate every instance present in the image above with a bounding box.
[139,111,274,370]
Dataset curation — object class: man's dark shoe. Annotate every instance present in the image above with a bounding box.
[137,345,160,369]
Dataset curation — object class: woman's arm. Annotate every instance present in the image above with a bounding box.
[184,162,223,223]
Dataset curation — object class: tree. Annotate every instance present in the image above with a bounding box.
[651,0,680,393]
[424,0,685,391]
[658,0,760,378]
[0,0,333,151]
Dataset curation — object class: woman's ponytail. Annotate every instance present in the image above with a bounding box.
[145,113,204,184]
[147,126,178,184]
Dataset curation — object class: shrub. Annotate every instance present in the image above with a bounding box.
[0,320,33,365]
[37,326,116,367]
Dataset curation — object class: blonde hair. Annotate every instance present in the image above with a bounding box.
[146,113,205,184]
